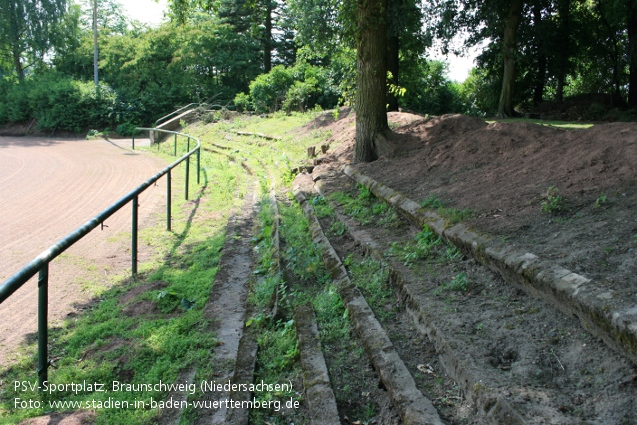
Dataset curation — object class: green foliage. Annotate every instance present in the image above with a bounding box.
[389,225,442,266]
[420,194,472,224]
[280,203,325,283]
[311,195,335,218]
[0,73,129,131]
[434,272,470,295]
[420,194,444,209]
[541,186,565,214]
[400,60,465,115]
[255,319,299,375]
[115,123,141,136]
[330,185,398,227]
[248,65,295,112]
[459,67,498,117]
[27,75,118,132]
[233,92,251,112]
[3,80,33,122]
[242,62,341,113]
[594,194,608,208]
[282,78,319,112]
[346,256,393,319]
[0,0,69,77]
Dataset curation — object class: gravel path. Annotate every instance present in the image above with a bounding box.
[0,136,167,365]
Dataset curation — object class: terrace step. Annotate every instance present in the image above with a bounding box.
[294,188,445,425]
[193,175,260,425]
[308,169,636,424]
[294,304,341,425]
[343,165,637,367]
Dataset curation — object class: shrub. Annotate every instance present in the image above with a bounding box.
[116,123,141,136]
[282,79,318,113]
[26,73,119,132]
[245,62,341,114]
[4,81,33,122]
[249,65,294,113]
[233,92,252,112]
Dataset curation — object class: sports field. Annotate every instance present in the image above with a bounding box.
[0,136,166,365]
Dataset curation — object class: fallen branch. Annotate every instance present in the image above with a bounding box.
[236,131,281,141]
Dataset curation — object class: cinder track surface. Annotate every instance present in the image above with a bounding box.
[0,136,167,365]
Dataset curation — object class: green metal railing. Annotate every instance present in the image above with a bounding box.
[0,128,201,388]
[154,103,201,128]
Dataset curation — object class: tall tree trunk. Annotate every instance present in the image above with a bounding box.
[354,0,393,163]
[264,0,273,72]
[12,47,23,81]
[532,2,546,105]
[386,0,401,112]
[7,0,23,80]
[627,0,637,108]
[556,0,571,102]
[387,33,399,111]
[497,0,524,118]
[598,0,622,101]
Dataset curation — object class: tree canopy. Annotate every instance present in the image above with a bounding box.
[1,0,636,150]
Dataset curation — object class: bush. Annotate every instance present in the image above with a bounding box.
[245,62,340,114]
[116,123,141,136]
[4,81,33,122]
[1,72,156,131]
[249,65,294,113]
[282,79,318,113]
[400,60,467,116]
[27,75,118,132]
[233,92,252,112]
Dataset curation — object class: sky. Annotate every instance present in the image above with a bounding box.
[121,0,168,26]
[119,0,477,82]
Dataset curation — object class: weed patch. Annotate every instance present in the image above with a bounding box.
[420,195,472,224]
[434,272,470,295]
[330,185,398,227]
[541,186,566,214]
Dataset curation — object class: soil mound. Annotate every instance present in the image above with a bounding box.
[314,110,637,288]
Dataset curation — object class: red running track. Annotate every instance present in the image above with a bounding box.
[0,136,168,366]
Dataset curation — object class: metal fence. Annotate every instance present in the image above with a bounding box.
[0,128,201,387]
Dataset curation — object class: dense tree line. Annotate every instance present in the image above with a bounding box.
[0,0,636,143]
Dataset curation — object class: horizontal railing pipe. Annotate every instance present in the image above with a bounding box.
[154,103,200,128]
[1,128,200,302]
[0,127,201,385]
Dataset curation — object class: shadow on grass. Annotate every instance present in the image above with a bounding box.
[0,168,231,425]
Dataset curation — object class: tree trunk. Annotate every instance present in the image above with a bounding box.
[532,2,546,106]
[598,0,623,101]
[386,0,401,111]
[556,0,571,102]
[264,0,273,72]
[354,0,393,163]
[387,33,399,111]
[627,0,637,108]
[497,0,524,118]
[12,47,23,81]
[7,0,23,80]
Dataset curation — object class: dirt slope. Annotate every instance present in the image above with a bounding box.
[312,110,637,316]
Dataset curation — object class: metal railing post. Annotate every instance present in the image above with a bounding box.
[167,170,171,231]
[132,196,138,276]
[38,264,49,389]
[1,126,202,385]
[185,138,190,200]
[174,134,177,156]
[197,147,200,185]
